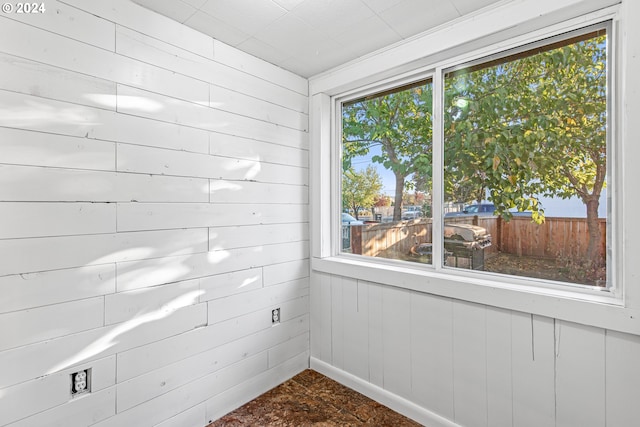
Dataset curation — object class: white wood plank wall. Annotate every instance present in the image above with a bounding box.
[310,272,640,427]
[0,1,309,425]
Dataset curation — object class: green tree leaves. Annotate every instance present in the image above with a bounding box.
[342,81,433,220]
[342,166,383,220]
[444,31,607,264]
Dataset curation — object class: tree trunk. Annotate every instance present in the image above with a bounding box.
[393,173,405,221]
[351,202,359,220]
[584,196,602,267]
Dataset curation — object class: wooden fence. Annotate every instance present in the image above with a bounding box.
[350,216,606,260]
[499,216,606,259]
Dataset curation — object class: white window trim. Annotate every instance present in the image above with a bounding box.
[309,1,640,335]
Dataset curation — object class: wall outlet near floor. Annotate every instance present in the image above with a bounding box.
[272,308,280,325]
[70,369,91,397]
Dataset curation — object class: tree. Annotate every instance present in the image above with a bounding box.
[342,82,433,221]
[374,194,392,207]
[342,166,383,220]
[444,31,607,265]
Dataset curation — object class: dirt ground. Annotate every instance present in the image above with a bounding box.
[376,248,606,287]
[484,252,606,287]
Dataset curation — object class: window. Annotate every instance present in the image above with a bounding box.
[341,80,434,264]
[339,23,611,289]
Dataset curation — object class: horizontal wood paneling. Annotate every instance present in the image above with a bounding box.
[209,84,307,131]
[0,127,116,170]
[93,352,268,427]
[263,259,310,287]
[210,180,308,204]
[0,202,116,239]
[0,265,115,314]
[115,241,309,292]
[268,332,309,368]
[104,279,202,325]
[6,387,116,427]
[209,133,309,168]
[116,315,307,412]
[209,223,308,252]
[0,304,207,389]
[0,356,116,426]
[116,25,308,112]
[203,352,309,423]
[115,85,306,148]
[0,228,208,276]
[63,0,215,59]
[117,143,308,184]
[0,297,104,351]
[198,268,264,302]
[115,309,281,382]
[3,1,116,51]
[208,278,309,324]
[0,165,209,202]
[0,53,117,110]
[154,404,206,427]
[0,18,209,104]
[117,202,307,232]
[212,39,308,96]
[0,2,308,425]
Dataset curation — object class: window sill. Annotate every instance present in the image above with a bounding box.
[311,255,640,336]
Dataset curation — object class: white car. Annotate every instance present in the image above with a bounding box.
[342,213,364,225]
[402,206,423,220]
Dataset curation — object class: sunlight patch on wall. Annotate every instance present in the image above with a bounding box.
[46,290,204,374]
[92,247,156,265]
[240,275,260,288]
[207,250,230,264]
[0,99,100,128]
[115,95,164,112]
[210,181,243,193]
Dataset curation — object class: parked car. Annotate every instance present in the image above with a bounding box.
[402,206,423,220]
[342,213,364,225]
[445,203,496,217]
[445,203,532,218]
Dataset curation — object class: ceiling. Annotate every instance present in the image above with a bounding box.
[131,0,504,78]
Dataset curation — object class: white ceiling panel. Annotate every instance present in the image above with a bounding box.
[131,0,506,77]
[378,0,460,39]
[252,13,328,56]
[361,0,406,14]
[335,14,402,58]
[183,9,251,46]
[451,0,504,15]
[236,36,292,65]
[181,0,208,7]
[290,0,376,35]
[199,0,288,36]
[133,0,197,23]
[272,0,307,11]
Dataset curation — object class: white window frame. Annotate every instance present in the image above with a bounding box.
[310,2,640,335]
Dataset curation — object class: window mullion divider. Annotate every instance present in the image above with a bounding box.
[432,68,444,271]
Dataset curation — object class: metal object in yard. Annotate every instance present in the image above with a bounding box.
[443,223,492,270]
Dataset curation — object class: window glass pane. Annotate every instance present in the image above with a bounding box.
[341,80,434,264]
[443,29,608,286]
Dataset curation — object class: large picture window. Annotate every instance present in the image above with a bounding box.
[339,23,610,289]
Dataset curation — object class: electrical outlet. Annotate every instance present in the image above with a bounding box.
[272,308,280,325]
[70,369,91,397]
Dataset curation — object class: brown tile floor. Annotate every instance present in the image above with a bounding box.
[207,370,422,426]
